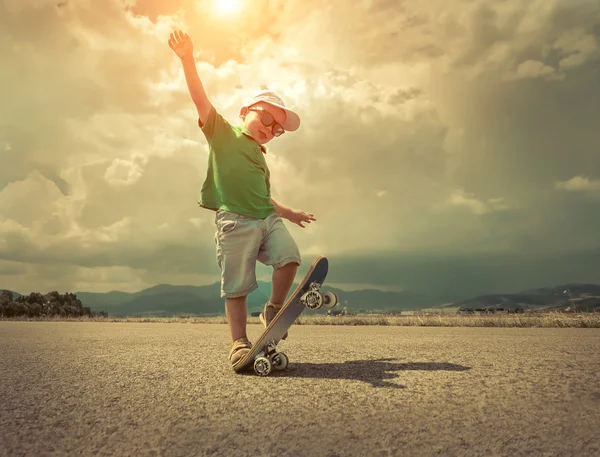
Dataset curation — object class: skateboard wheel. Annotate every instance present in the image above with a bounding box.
[272,352,289,371]
[254,357,272,376]
[322,292,338,309]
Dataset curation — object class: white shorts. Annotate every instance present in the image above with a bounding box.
[214,210,302,298]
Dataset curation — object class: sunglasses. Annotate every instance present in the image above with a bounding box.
[248,107,285,137]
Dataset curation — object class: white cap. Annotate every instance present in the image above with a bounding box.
[241,90,301,131]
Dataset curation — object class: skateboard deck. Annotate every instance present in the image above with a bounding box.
[233,255,338,376]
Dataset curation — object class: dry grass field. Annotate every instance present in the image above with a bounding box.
[3,312,599,327]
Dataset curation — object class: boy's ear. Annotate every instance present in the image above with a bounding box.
[239,106,248,120]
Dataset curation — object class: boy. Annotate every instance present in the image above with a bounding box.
[168,30,316,367]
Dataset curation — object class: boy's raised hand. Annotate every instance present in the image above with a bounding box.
[168,30,194,60]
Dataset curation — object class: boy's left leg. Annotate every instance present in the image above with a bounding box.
[270,262,298,305]
[257,213,302,335]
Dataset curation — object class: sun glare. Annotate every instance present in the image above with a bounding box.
[215,0,240,15]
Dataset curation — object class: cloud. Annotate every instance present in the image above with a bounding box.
[450,190,488,215]
[0,260,28,277]
[104,157,146,187]
[446,190,510,215]
[555,28,599,71]
[506,60,557,80]
[1,0,599,296]
[556,176,600,192]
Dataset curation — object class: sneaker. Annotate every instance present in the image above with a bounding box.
[229,337,252,366]
[259,302,288,339]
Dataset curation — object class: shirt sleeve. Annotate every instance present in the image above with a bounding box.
[198,105,234,144]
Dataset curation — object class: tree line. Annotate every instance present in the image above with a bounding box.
[0,290,107,318]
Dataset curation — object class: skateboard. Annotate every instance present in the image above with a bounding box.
[233,256,339,376]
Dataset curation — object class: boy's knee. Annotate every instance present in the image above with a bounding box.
[226,295,247,301]
[279,261,299,271]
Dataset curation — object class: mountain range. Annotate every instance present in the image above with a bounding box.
[453,283,600,312]
[3,282,600,316]
[72,281,435,316]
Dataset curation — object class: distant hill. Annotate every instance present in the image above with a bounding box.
[70,282,435,317]
[75,283,268,317]
[454,283,600,312]
[3,282,600,316]
[521,283,600,297]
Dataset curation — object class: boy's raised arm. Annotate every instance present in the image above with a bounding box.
[168,30,212,126]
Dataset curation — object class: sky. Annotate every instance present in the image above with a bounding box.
[0,0,599,301]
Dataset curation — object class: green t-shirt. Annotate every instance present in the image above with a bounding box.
[197,105,276,219]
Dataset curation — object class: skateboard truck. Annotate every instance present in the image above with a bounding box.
[253,339,289,376]
[300,282,339,310]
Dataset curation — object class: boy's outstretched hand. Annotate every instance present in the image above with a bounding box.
[168,30,194,61]
[287,209,316,228]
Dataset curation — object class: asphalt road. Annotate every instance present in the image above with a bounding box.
[1,322,599,457]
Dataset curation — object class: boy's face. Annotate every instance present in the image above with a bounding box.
[242,101,287,145]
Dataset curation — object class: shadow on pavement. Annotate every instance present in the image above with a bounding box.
[242,358,471,388]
